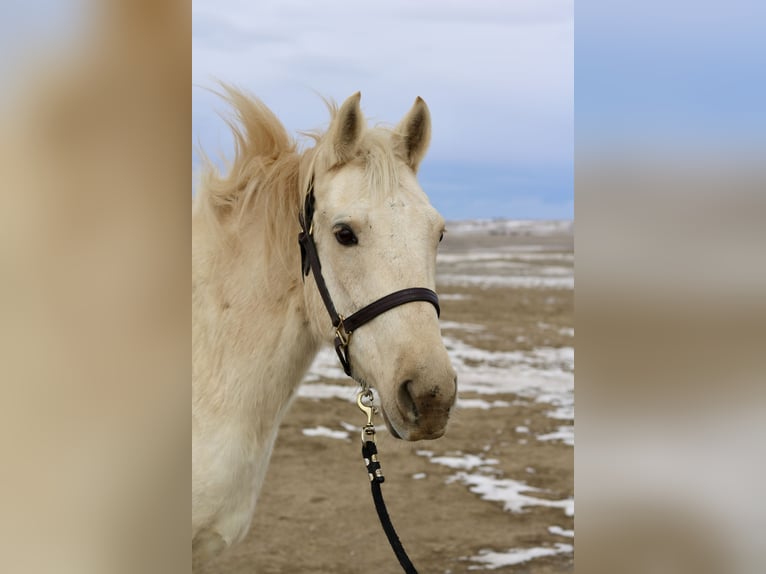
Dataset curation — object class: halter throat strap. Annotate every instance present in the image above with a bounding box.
[298,178,440,377]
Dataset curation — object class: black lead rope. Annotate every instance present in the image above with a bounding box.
[364,443,418,574]
[358,394,418,574]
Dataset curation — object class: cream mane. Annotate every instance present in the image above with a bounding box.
[194,85,407,264]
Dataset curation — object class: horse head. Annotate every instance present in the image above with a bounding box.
[304,93,457,441]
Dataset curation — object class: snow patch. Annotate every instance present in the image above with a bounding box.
[447,472,574,516]
[463,543,573,570]
[445,336,574,422]
[537,425,575,446]
[301,426,350,440]
[548,525,574,538]
[456,398,512,410]
[428,454,498,470]
[437,273,574,290]
[438,293,472,301]
[440,320,486,332]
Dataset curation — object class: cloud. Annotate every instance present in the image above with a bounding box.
[192,12,289,52]
[192,0,573,217]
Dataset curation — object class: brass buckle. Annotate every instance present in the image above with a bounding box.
[357,390,374,425]
[335,315,350,347]
[357,390,377,443]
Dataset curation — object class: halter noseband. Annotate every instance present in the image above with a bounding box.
[298,175,440,378]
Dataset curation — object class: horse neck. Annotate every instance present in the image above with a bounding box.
[193,212,325,442]
[237,220,324,409]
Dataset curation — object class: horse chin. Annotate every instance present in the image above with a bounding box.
[380,405,446,441]
[379,406,403,439]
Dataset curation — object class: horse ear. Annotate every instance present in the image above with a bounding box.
[394,97,431,173]
[328,92,364,165]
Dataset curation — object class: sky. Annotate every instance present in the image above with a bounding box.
[192,0,574,221]
[3,1,760,219]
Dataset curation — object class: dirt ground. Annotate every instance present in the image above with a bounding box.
[199,224,574,573]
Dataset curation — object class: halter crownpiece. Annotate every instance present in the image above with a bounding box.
[297,175,441,378]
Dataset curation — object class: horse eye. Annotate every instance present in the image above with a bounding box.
[334,226,358,246]
[439,231,445,243]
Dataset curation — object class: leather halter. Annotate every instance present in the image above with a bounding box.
[298,175,441,378]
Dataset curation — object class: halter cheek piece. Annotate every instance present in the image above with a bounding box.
[298,175,440,378]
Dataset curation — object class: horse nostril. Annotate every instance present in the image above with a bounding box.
[397,380,418,421]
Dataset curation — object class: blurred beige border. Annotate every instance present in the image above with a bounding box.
[576,158,766,574]
[0,1,190,572]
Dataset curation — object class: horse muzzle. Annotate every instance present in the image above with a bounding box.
[380,371,457,441]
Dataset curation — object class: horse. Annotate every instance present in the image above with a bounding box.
[192,86,457,567]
